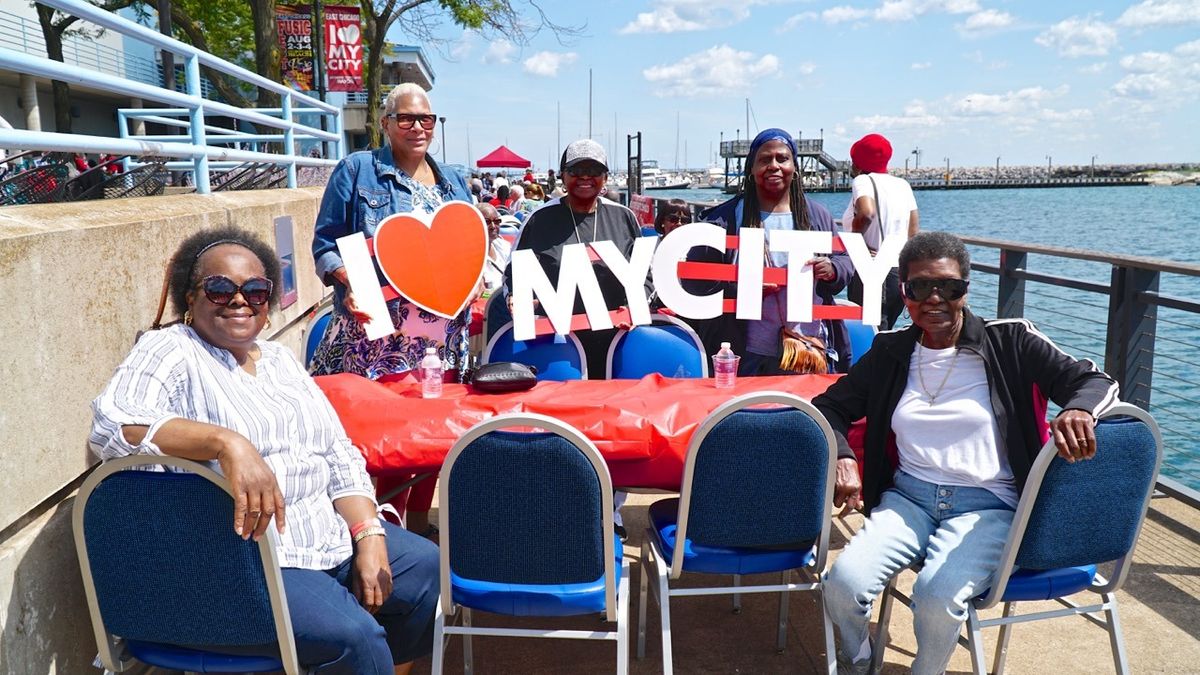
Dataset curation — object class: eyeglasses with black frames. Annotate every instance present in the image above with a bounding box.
[565,165,607,178]
[901,278,969,302]
[198,275,273,306]
[384,113,438,130]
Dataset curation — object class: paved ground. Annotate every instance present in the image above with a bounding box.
[411,492,1200,675]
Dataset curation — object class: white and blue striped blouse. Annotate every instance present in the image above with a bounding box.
[89,324,376,571]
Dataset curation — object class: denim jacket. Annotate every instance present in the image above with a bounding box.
[312,146,472,315]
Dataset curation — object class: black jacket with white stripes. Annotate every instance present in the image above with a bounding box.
[813,307,1120,514]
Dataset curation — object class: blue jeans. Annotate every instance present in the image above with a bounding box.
[824,471,1014,674]
[281,522,439,674]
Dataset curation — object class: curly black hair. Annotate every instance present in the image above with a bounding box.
[898,231,971,282]
[168,225,282,316]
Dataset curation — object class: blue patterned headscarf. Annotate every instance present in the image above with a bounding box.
[747,128,797,163]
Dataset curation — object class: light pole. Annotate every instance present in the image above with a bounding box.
[1046,155,1052,177]
[905,157,910,175]
[439,116,447,164]
[912,147,920,170]
[996,156,1000,179]
[1091,155,1096,178]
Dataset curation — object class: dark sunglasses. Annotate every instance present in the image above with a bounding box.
[483,217,503,225]
[199,275,273,306]
[385,113,437,130]
[902,278,970,302]
[565,164,606,177]
[665,213,692,224]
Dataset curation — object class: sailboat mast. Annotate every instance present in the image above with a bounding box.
[745,98,750,140]
[674,111,680,172]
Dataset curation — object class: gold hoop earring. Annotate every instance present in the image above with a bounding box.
[183,309,193,326]
[264,317,272,330]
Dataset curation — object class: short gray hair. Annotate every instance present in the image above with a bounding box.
[382,82,430,116]
[509,184,524,200]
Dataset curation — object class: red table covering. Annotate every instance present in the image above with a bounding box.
[316,373,850,491]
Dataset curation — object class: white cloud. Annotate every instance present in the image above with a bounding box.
[1079,62,1109,74]
[1039,108,1094,123]
[796,61,817,75]
[822,6,871,23]
[1174,39,1200,57]
[1120,52,1175,73]
[483,39,516,64]
[1112,73,1173,98]
[522,51,578,77]
[852,101,941,129]
[875,0,980,22]
[1035,16,1118,58]
[911,61,932,70]
[642,44,780,97]
[1117,0,1200,28]
[777,12,817,32]
[957,9,1015,35]
[619,0,765,34]
[953,86,1067,116]
[449,29,476,60]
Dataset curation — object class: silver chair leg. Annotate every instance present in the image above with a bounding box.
[462,607,474,675]
[617,559,631,675]
[992,601,1015,675]
[776,570,791,652]
[1103,592,1131,675]
[655,549,675,674]
[870,576,897,675]
[431,596,447,675]
[966,605,988,675]
[821,587,838,675]
[732,574,742,613]
[637,537,650,660]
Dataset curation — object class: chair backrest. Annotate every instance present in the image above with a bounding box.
[835,298,877,367]
[483,321,587,380]
[481,291,511,347]
[73,455,300,674]
[304,303,335,367]
[438,414,617,620]
[671,392,838,579]
[975,403,1163,609]
[606,313,708,379]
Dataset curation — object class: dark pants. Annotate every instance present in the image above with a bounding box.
[849,268,905,330]
[577,326,619,379]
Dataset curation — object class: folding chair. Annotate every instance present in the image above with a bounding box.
[74,455,302,674]
[483,320,587,380]
[431,413,628,674]
[871,402,1163,674]
[637,392,839,674]
[303,301,335,368]
[605,313,708,379]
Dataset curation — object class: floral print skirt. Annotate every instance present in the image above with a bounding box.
[309,299,469,381]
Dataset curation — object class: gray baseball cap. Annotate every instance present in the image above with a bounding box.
[561,138,608,172]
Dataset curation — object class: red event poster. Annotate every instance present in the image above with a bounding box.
[325,5,363,92]
[276,4,314,91]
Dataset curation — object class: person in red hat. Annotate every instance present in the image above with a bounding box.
[845,133,919,329]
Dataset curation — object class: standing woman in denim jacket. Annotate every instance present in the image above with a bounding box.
[310,83,473,380]
[310,83,471,538]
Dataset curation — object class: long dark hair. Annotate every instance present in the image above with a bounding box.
[740,146,811,232]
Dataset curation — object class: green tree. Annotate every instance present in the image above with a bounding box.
[358,0,581,148]
[34,0,143,133]
[165,0,273,109]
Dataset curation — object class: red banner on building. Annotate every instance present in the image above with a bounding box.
[325,5,364,92]
[276,4,314,91]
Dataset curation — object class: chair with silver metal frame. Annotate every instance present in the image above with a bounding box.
[303,301,335,369]
[483,320,587,381]
[637,391,839,674]
[869,402,1163,674]
[605,312,708,380]
[73,455,304,675]
[431,413,628,674]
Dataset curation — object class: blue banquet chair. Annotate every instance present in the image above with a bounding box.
[431,413,629,674]
[870,402,1163,675]
[303,302,335,369]
[483,320,587,380]
[606,313,708,379]
[73,455,303,674]
[637,392,839,674]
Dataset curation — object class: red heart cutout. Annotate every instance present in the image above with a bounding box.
[373,201,488,319]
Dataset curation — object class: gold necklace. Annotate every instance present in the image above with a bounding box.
[917,333,958,405]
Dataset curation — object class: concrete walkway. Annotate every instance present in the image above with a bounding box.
[412,492,1200,674]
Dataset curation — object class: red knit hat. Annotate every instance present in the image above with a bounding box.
[850,134,892,174]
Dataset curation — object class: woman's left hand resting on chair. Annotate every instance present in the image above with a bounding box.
[1050,409,1097,463]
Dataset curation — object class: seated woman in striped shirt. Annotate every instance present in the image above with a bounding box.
[89,226,437,675]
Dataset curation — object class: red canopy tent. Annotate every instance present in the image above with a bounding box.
[476,145,531,168]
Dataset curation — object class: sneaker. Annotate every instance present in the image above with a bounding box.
[614,523,628,543]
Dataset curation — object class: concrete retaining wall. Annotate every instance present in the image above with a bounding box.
[0,188,329,672]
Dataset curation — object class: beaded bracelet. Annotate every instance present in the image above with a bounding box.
[352,526,387,544]
[350,518,381,538]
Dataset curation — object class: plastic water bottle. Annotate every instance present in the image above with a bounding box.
[713,342,739,389]
[420,347,443,399]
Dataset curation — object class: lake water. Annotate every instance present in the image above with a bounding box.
[652,185,1200,490]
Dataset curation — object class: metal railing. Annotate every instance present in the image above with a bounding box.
[0,0,343,193]
[0,7,157,84]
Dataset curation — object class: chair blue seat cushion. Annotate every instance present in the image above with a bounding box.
[125,640,283,673]
[451,535,624,617]
[648,499,815,575]
[982,565,1098,603]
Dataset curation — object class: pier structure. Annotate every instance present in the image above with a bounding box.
[718,136,850,193]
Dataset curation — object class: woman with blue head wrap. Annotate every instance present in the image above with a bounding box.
[693,127,855,374]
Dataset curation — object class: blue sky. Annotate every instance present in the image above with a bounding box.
[395,0,1200,171]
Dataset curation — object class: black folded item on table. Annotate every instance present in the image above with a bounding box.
[466,361,538,393]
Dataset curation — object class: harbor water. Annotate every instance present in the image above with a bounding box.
[653,185,1200,490]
